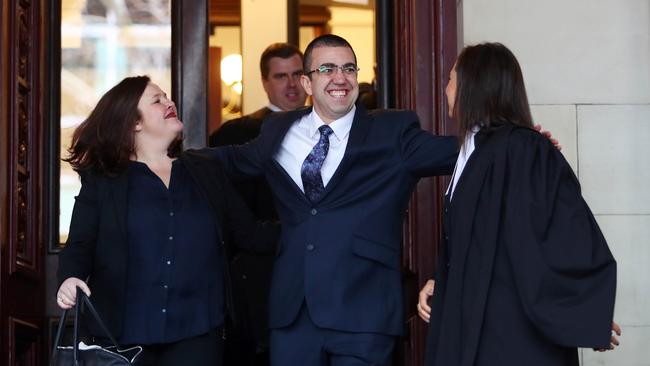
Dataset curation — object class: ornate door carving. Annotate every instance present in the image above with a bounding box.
[1,0,47,365]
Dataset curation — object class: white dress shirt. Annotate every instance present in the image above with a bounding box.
[447,129,478,200]
[274,106,356,192]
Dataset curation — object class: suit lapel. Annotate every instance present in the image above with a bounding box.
[316,105,373,204]
[265,106,372,205]
[267,107,312,202]
[268,107,311,153]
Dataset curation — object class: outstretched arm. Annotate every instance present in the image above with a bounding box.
[399,112,458,177]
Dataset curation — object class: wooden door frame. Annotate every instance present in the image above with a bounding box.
[377,0,459,364]
[172,0,209,149]
[1,0,47,364]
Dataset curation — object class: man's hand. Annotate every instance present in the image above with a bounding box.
[56,277,91,310]
[534,124,562,151]
[596,321,621,352]
[417,279,435,323]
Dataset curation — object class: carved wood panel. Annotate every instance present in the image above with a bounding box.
[9,0,42,278]
[8,317,41,366]
[1,0,46,363]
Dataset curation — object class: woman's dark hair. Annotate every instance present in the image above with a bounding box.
[64,75,181,175]
[454,43,533,140]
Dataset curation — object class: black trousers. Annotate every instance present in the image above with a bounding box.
[223,327,270,366]
[133,329,223,366]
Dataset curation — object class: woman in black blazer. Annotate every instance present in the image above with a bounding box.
[56,76,278,366]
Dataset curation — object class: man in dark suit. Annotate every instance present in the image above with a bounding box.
[212,34,457,366]
[209,43,307,366]
[210,43,306,148]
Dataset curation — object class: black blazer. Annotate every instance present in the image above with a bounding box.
[57,151,279,338]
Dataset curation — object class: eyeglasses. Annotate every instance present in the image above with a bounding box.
[305,63,360,77]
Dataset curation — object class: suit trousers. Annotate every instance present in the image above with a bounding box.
[270,304,395,366]
[132,328,223,366]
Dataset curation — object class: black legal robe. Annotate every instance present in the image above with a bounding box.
[425,124,617,366]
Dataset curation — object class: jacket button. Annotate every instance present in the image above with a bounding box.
[445,235,449,241]
[310,208,318,215]
[306,244,315,251]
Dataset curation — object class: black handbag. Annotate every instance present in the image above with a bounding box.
[50,289,142,365]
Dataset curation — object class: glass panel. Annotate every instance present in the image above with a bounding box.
[59,0,172,244]
[210,25,243,121]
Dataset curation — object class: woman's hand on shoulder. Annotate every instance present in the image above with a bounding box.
[533,124,562,151]
[56,277,91,310]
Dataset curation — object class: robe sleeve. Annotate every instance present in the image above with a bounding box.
[503,128,616,349]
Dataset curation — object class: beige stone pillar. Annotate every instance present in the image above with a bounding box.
[241,0,288,114]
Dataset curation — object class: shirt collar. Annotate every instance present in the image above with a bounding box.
[267,103,282,112]
[305,105,356,142]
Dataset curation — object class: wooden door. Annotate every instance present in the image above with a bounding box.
[377,0,459,364]
[0,0,47,364]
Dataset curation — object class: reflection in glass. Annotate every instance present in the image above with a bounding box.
[59,0,171,243]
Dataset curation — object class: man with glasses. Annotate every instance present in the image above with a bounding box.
[211,34,457,365]
[209,43,306,366]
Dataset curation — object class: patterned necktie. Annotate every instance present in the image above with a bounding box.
[301,125,334,203]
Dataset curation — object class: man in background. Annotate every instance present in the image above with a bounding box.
[209,42,307,366]
[210,43,306,148]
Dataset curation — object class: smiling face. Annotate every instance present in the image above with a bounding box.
[300,46,359,123]
[262,54,307,111]
[134,83,182,148]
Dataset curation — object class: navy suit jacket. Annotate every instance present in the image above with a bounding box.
[213,105,457,336]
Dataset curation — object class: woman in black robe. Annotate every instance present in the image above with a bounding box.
[418,43,620,366]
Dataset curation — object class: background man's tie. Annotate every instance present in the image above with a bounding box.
[301,125,334,203]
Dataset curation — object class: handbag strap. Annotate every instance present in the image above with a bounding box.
[77,290,122,349]
[50,308,69,366]
[73,292,81,364]
[49,287,123,366]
